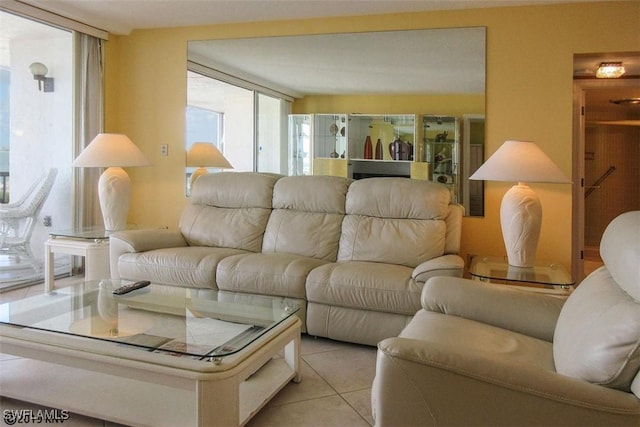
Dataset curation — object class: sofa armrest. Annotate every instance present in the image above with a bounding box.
[373,337,640,427]
[109,229,188,279]
[421,276,565,342]
[412,254,464,282]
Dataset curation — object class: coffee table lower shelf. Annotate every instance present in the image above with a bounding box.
[0,317,301,427]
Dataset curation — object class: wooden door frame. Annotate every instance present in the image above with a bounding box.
[571,78,638,283]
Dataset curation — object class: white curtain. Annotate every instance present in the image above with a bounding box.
[74,33,103,228]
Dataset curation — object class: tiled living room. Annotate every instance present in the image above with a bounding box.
[1,1,639,426]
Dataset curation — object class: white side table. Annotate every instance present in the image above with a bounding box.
[44,227,111,292]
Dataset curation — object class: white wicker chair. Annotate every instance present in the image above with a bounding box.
[0,169,57,272]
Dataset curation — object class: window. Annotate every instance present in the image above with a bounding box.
[0,6,104,290]
[257,93,289,174]
[186,66,291,192]
[0,11,74,288]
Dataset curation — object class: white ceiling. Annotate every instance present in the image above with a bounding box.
[188,27,486,97]
[13,0,615,35]
[3,0,637,103]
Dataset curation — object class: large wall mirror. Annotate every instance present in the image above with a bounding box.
[186,27,486,216]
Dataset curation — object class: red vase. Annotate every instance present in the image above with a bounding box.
[364,136,373,159]
[375,138,383,159]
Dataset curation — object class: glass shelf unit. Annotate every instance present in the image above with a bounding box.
[423,115,460,202]
[348,114,416,162]
[314,114,347,159]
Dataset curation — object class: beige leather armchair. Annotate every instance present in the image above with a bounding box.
[372,211,640,426]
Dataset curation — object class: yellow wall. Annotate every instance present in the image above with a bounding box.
[104,1,640,272]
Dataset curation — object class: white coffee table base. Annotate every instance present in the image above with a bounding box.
[0,317,301,427]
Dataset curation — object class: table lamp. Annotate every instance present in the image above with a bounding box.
[186,142,233,187]
[73,133,151,231]
[469,140,571,267]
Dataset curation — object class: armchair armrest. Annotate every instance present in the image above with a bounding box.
[412,255,464,282]
[109,229,188,279]
[373,336,640,427]
[421,276,565,342]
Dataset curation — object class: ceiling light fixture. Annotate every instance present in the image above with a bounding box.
[596,62,626,79]
[610,98,640,105]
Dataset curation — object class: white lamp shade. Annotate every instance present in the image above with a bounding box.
[186,142,233,169]
[73,133,151,168]
[73,133,150,231]
[469,140,570,184]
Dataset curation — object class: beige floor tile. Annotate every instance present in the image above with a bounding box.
[0,286,30,303]
[300,334,359,355]
[303,345,377,393]
[24,283,45,296]
[247,394,369,427]
[342,388,374,426]
[0,353,21,361]
[267,359,336,406]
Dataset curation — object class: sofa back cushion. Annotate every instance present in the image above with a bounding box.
[179,172,280,252]
[262,175,350,261]
[338,178,452,268]
[553,211,640,395]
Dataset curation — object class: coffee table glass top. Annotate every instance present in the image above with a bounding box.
[0,280,299,360]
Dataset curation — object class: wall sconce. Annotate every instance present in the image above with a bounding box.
[29,62,54,92]
[596,62,626,79]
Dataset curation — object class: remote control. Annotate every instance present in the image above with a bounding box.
[112,280,151,295]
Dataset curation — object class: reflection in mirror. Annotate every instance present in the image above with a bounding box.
[463,115,485,216]
[187,27,485,215]
[185,70,254,196]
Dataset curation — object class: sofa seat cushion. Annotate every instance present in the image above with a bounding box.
[217,253,330,299]
[306,261,422,316]
[118,246,247,289]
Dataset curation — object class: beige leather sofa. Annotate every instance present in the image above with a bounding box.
[110,172,464,345]
[372,210,640,426]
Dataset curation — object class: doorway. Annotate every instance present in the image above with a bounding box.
[572,53,640,282]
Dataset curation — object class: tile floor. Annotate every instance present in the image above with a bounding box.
[0,280,378,427]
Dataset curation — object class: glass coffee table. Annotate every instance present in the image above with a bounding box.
[0,280,301,426]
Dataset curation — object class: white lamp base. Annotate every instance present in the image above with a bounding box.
[98,167,131,231]
[500,183,542,267]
